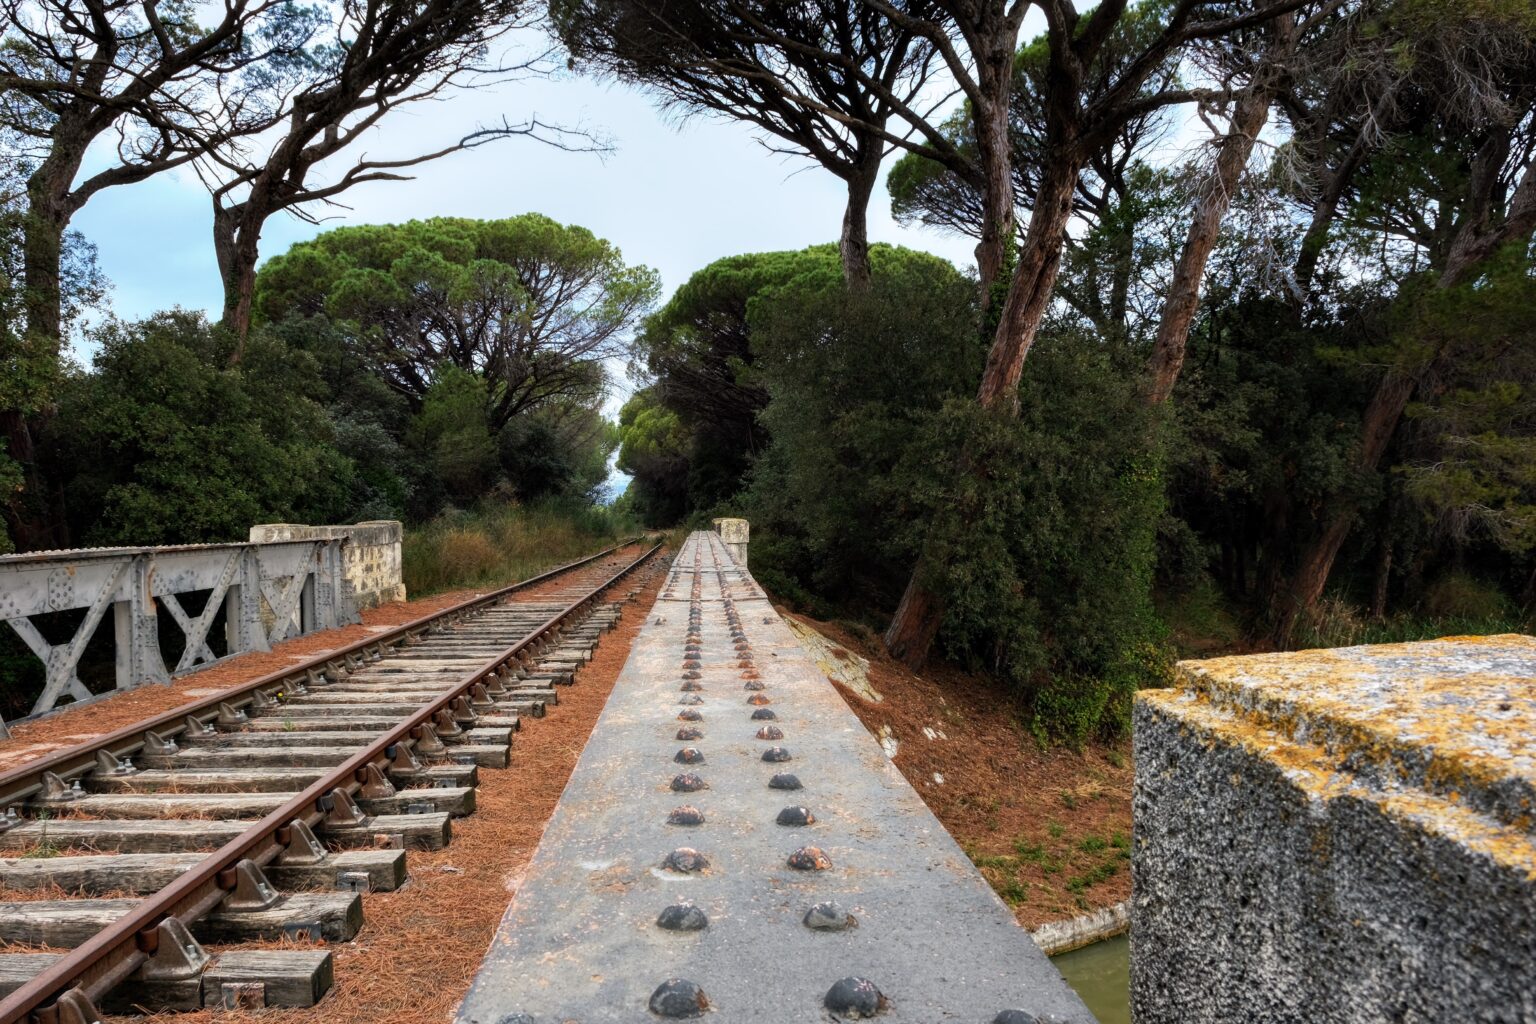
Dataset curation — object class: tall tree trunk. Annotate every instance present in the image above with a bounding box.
[972,90,1016,299]
[884,158,1083,667]
[977,158,1082,410]
[840,155,880,292]
[1146,85,1271,405]
[214,201,263,361]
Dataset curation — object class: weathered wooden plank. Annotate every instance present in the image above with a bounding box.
[360,785,474,817]
[240,702,425,718]
[194,731,383,749]
[196,891,363,942]
[93,768,326,793]
[321,811,451,851]
[144,747,361,769]
[202,949,334,1008]
[267,849,407,892]
[22,792,285,819]
[240,715,410,731]
[0,852,203,893]
[0,954,61,998]
[0,819,246,853]
[0,849,409,894]
[0,898,141,946]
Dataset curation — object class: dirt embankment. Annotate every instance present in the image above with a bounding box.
[784,613,1133,930]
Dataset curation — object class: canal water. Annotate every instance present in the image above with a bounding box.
[1053,935,1129,1024]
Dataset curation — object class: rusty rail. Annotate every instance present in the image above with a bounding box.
[0,540,660,1024]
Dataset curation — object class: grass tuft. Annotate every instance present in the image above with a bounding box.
[403,499,639,596]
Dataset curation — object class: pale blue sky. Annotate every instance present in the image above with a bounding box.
[70,38,977,421]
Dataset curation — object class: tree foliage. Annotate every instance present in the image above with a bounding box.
[256,215,658,429]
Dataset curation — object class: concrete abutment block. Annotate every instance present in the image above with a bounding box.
[250,521,405,610]
[1132,635,1536,1023]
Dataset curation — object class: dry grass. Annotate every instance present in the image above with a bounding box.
[403,501,636,596]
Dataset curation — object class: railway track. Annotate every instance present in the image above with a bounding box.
[0,540,665,1024]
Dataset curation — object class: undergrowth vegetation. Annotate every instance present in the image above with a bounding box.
[403,500,637,596]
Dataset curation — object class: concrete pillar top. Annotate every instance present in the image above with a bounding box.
[711,517,749,544]
[1143,633,1536,852]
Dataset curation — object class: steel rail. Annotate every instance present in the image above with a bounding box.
[0,540,662,1024]
[0,537,643,808]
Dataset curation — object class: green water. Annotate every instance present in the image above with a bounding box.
[1052,935,1129,1024]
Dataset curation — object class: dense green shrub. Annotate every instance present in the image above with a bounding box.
[740,247,1170,743]
[43,312,357,544]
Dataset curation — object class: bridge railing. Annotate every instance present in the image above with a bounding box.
[0,536,359,723]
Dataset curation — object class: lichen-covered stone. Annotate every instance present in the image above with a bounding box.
[1133,635,1536,1024]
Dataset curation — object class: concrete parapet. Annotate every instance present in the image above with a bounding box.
[250,521,404,610]
[711,516,749,567]
[1132,635,1536,1024]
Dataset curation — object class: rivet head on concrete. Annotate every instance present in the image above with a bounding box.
[769,772,802,790]
[761,746,792,762]
[656,902,709,931]
[756,725,784,740]
[750,707,776,720]
[776,805,814,826]
[680,680,704,692]
[682,659,702,670]
[824,977,884,1017]
[678,695,704,705]
[803,901,855,930]
[747,694,771,706]
[662,847,709,873]
[671,772,706,792]
[676,726,704,741]
[496,1014,536,1024]
[991,1012,1046,1024]
[682,670,703,680]
[741,669,761,680]
[744,680,768,692]
[674,747,705,764]
[668,805,706,826]
[677,709,703,722]
[787,846,831,871]
[648,978,709,1018]
[736,659,755,670]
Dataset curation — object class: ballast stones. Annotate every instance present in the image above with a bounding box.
[776,805,815,826]
[670,773,706,793]
[824,977,885,1018]
[662,847,708,873]
[787,846,832,871]
[667,805,705,826]
[649,979,709,1018]
[656,902,709,931]
[804,901,855,931]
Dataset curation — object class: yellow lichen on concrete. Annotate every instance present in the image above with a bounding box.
[785,617,882,703]
[1158,635,1536,826]
[1138,686,1536,881]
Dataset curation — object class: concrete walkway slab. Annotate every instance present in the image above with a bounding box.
[455,531,1090,1023]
